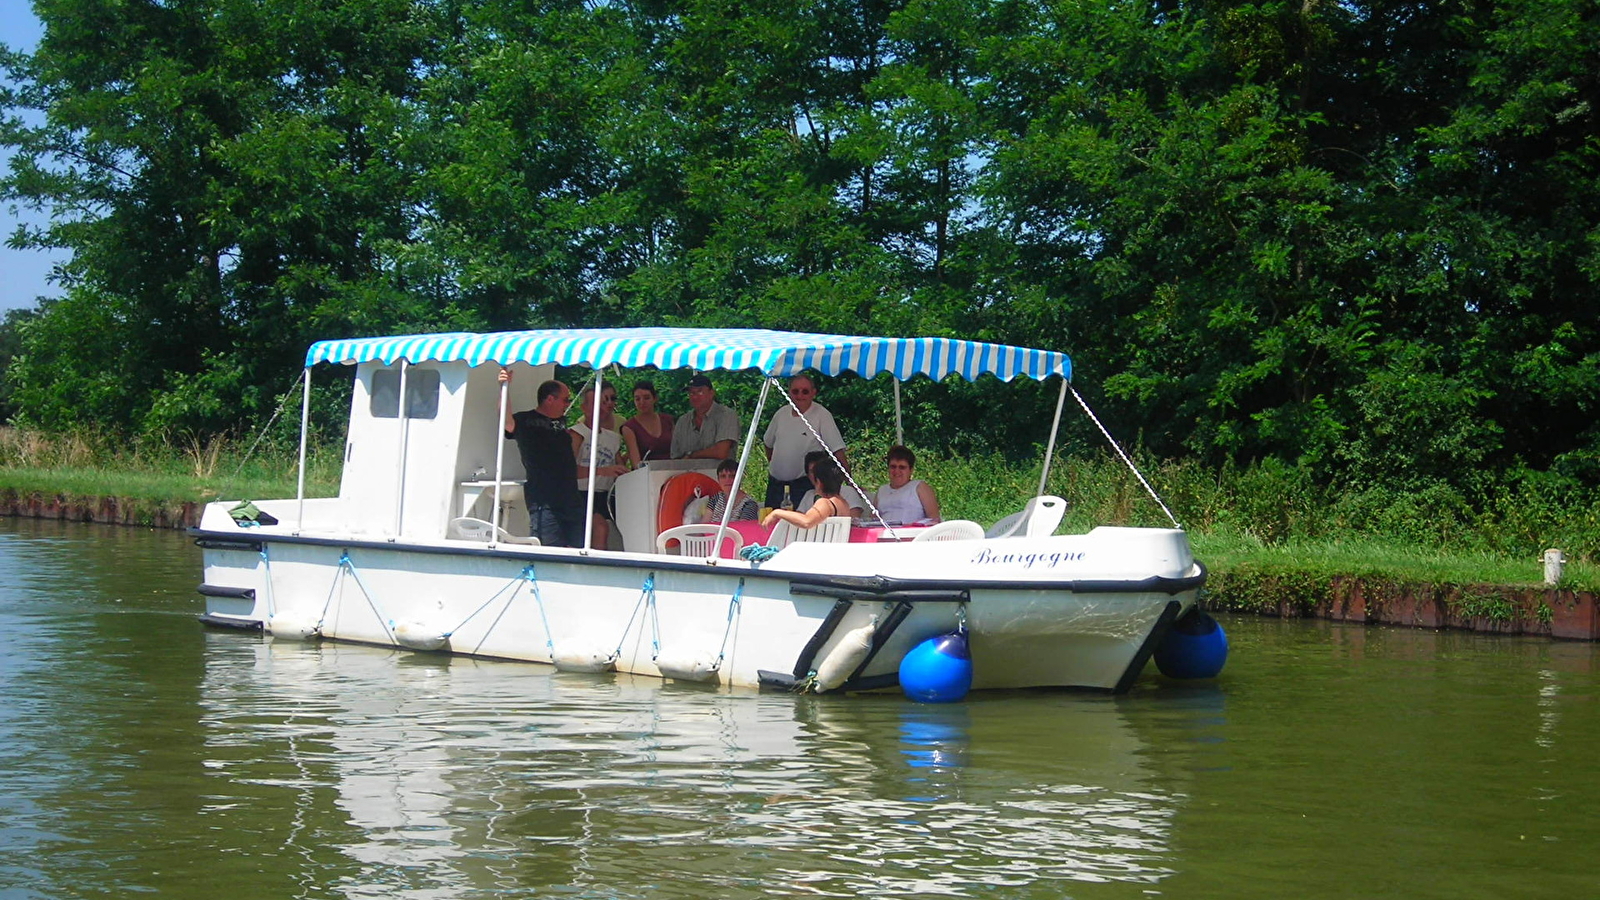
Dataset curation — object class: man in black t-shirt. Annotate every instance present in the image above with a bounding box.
[500,369,585,547]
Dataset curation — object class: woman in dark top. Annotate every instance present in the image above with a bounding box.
[621,380,675,463]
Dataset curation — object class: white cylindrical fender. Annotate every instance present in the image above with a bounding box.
[553,649,618,673]
[267,613,321,641]
[813,615,878,693]
[655,655,720,682]
[394,620,450,652]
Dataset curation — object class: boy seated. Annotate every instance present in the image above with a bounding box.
[706,458,759,523]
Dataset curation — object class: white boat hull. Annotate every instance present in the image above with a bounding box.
[196,505,1203,693]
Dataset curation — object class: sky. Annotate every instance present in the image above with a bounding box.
[0,4,64,313]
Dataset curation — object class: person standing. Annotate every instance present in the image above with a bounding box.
[671,374,741,460]
[762,373,847,510]
[570,384,629,550]
[500,369,584,547]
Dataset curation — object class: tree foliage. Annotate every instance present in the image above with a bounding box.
[1,0,1597,495]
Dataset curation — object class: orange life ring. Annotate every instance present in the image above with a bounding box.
[657,472,720,537]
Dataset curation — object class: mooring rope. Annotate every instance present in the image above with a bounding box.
[219,372,305,502]
[1068,383,1180,528]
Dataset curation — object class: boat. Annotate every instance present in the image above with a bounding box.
[193,327,1207,693]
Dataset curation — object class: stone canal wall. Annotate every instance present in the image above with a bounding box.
[1204,569,1600,640]
[0,489,202,530]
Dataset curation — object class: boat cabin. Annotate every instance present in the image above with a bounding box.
[327,359,717,551]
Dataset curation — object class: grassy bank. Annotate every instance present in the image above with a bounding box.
[0,427,341,506]
[2,427,1596,591]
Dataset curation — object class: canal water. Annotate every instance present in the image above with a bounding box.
[0,518,1595,899]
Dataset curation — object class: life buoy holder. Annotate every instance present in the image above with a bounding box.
[656,472,719,538]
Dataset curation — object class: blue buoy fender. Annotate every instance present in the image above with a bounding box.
[1155,609,1228,679]
[900,631,974,703]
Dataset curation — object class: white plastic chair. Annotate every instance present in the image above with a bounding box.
[447,516,541,545]
[655,524,744,557]
[767,516,852,549]
[984,496,1067,539]
[911,519,985,542]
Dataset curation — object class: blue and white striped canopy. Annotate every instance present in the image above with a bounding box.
[305,328,1071,382]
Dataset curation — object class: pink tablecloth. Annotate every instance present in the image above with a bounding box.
[715,520,927,557]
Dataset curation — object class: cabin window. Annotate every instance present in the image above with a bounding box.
[369,367,440,420]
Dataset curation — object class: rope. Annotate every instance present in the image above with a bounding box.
[220,372,305,502]
[446,564,538,646]
[738,545,779,563]
[260,543,277,620]
[339,553,398,645]
[611,573,656,663]
[713,579,745,667]
[302,552,398,643]
[1068,383,1181,528]
[310,554,346,634]
[646,581,662,661]
[766,377,896,538]
[521,564,556,659]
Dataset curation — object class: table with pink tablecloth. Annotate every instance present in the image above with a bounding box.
[715,520,927,557]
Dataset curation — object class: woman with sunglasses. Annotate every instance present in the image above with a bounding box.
[571,384,630,549]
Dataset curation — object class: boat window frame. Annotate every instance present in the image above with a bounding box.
[369,366,441,420]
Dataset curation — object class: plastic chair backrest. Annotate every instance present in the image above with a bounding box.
[984,510,1023,539]
[911,519,985,542]
[984,496,1067,539]
[655,524,743,557]
[448,517,541,545]
[768,516,852,549]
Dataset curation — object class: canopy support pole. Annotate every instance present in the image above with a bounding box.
[1037,378,1068,499]
[392,361,411,539]
[492,371,509,540]
[716,378,773,561]
[581,369,604,553]
[295,367,311,535]
[892,379,903,446]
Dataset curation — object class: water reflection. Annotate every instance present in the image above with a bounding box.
[7,518,1600,900]
[899,705,969,771]
[194,639,1183,898]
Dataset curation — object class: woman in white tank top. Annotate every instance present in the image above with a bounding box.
[873,445,941,524]
[570,386,629,548]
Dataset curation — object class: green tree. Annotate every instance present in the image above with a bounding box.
[1,0,439,435]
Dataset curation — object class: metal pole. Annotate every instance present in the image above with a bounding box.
[492,370,509,539]
[715,378,772,561]
[392,361,409,539]
[581,369,603,552]
[295,367,311,535]
[1037,378,1068,499]
[892,379,903,446]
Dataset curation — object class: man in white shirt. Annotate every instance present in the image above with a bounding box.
[763,373,847,509]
